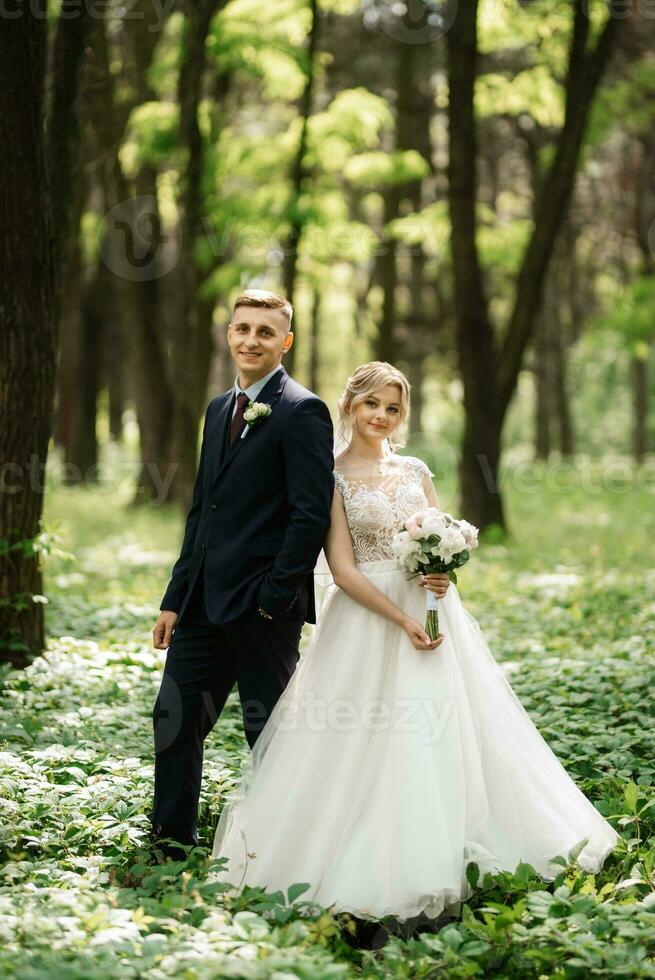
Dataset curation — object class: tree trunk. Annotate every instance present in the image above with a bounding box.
[497,5,620,414]
[49,4,91,458]
[446,0,505,530]
[73,261,113,481]
[632,129,655,461]
[168,0,225,509]
[376,184,401,364]
[54,168,103,482]
[405,240,430,438]
[553,311,574,456]
[86,12,176,503]
[533,276,572,460]
[0,6,56,666]
[376,34,432,367]
[459,406,505,531]
[309,289,321,395]
[406,355,425,438]
[447,0,621,531]
[281,0,320,378]
[533,311,551,461]
[105,312,126,442]
[53,193,84,460]
[631,355,648,462]
[46,0,91,302]
[97,165,174,504]
[124,173,177,505]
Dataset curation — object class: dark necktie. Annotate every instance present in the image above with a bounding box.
[229,391,250,445]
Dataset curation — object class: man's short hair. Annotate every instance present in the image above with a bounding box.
[232,289,293,328]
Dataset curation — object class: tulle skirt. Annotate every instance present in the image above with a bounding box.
[210,559,619,922]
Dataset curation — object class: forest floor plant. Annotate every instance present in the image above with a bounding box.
[1,451,654,976]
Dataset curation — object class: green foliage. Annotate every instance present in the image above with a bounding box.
[0,526,62,655]
[303,218,378,264]
[477,65,563,128]
[478,0,570,61]
[310,88,394,166]
[207,0,310,98]
[586,61,655,151]
[343,150,430,188]
[476,0,577,129]
[122,102,179,172]
[477,207,533,278]
[386,201,450,257]
[593,276,655,354]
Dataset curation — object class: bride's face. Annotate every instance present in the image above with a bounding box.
[351,384,402,442]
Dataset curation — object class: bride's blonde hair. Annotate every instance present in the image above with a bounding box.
[338,361,411,450]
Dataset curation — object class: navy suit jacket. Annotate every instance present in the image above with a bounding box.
[160,366,335,625]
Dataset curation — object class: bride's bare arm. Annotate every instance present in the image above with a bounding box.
[423,470,441,510]
[323,488,441,650]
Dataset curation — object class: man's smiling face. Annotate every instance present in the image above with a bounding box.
[227,305,294,385]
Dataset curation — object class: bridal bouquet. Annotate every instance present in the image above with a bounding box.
[391,510,479,641]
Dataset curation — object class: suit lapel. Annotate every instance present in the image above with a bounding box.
[207,390,235,488]
[210,365,289,489]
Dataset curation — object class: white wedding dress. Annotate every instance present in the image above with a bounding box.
[211,455,618,922]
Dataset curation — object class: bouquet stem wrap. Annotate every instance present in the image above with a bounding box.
[425,587,440,641]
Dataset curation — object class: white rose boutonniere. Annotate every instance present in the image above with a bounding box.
[243,401,272,428]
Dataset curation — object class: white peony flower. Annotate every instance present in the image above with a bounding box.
[440,526,466,554]
[458,520,479,550]
[391,530,409,555]
[422,515,447,538]
[392,530,422,570]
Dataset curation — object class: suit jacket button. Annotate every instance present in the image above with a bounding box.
[211,503,217,510]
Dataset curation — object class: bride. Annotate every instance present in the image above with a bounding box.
[210,360,619,923]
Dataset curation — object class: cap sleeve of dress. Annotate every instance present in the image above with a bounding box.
[402,456,437,508]
[404,456,435,481]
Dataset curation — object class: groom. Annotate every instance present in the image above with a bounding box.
[150,289,334,859]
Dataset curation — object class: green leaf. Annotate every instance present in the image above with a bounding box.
[287,882,311,904]
[466,861,480,887]
[624,780,639,815]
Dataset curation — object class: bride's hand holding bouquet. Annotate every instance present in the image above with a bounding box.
[392,510,479,643]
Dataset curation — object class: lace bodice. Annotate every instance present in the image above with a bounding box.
[335,455,435,563]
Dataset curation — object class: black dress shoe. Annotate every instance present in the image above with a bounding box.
[341,915,391,949]
[403,909,460,936]
[149,827,195,863]
[154,842,190,863]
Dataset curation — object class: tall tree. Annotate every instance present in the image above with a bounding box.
[85,5,176,504]
[0,1,88,665]
[281,0,320,377]
[532,246,576,460]
[168,0,228,506]
[631,126,655,460]
[47,0,91,296]
[374,19,432,370]
[447,0,622,530]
